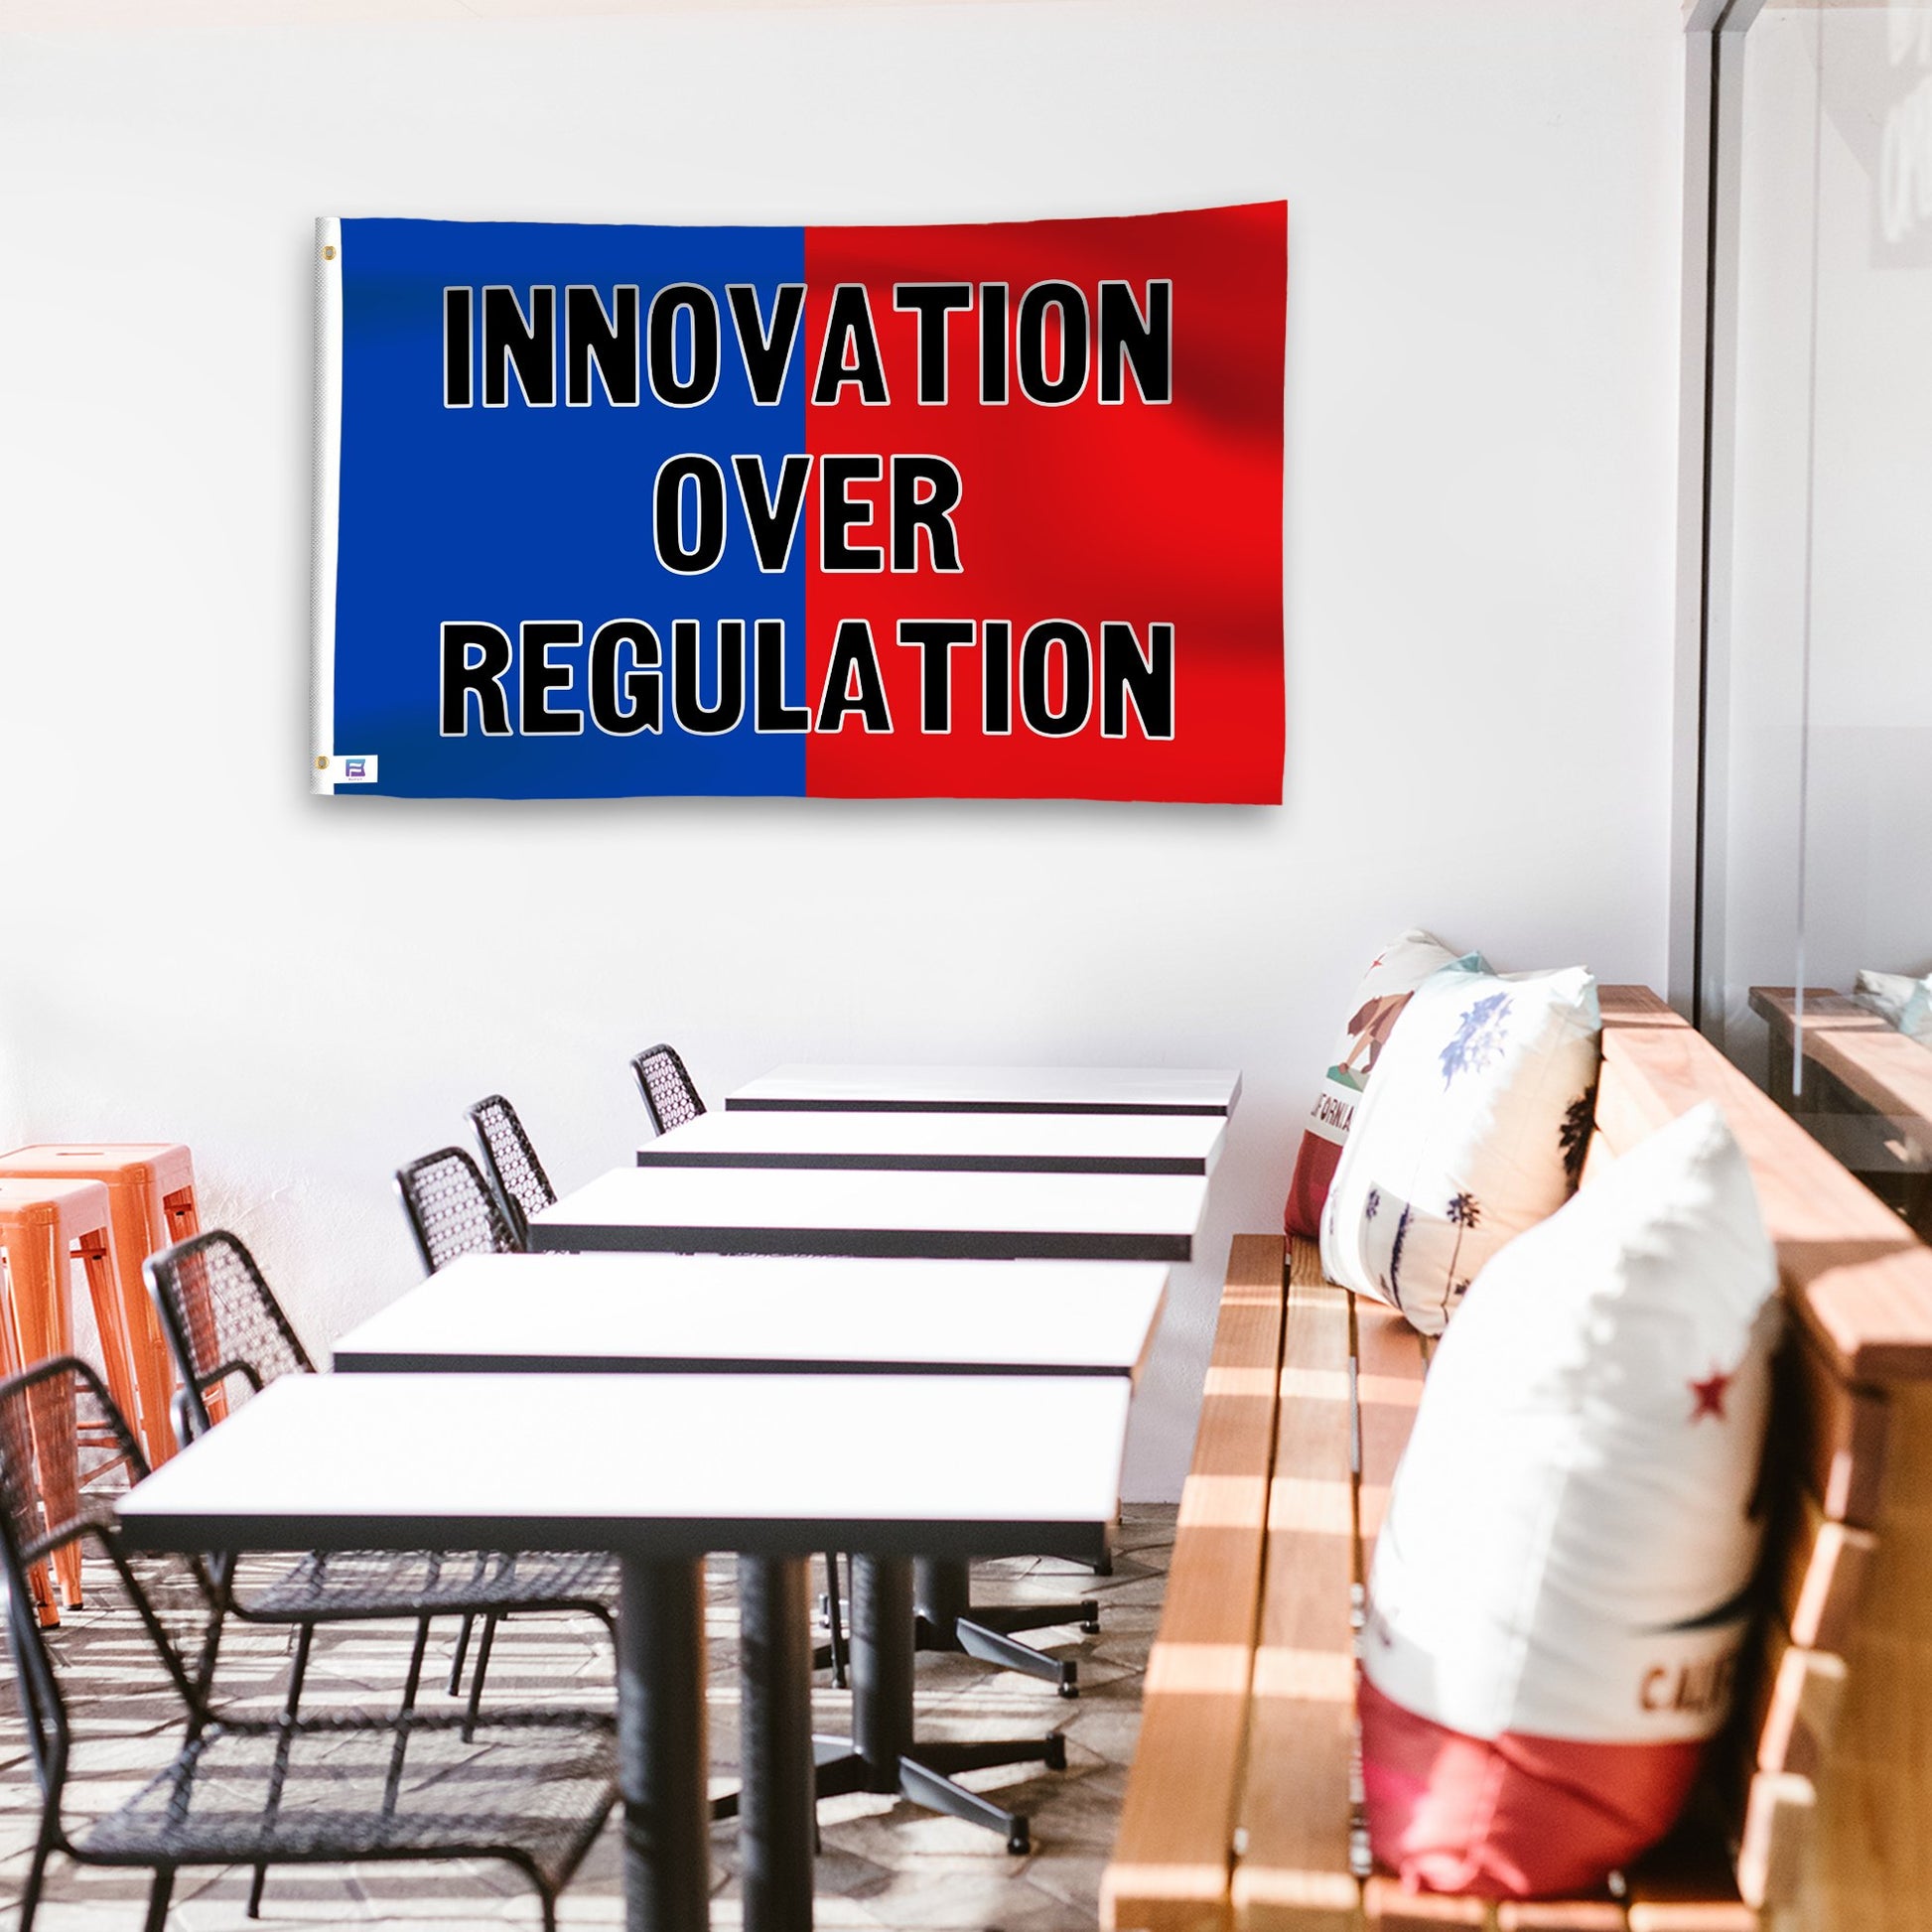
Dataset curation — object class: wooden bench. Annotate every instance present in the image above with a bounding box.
[1750,985,1932,1240]
[1104,985,1932,1932]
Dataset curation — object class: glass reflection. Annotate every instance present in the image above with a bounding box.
[1726,3,1932,1238]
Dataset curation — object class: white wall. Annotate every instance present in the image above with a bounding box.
[0,0,1686,1499]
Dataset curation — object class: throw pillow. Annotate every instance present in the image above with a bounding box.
[1320,965,1601,1335]
[1852,968,1921,1029]
[1359,1101,1782,1897]
[1283,931,1484,1238]
[1896,978,1932,1045]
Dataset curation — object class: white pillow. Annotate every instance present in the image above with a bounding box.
[1852,969,1921,1029]
[1898,980,1932,1045]
[1359,1101,1782,1897]
[1320,965,1601,1336]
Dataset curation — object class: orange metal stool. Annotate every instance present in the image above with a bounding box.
[0,1176,143,1619]
[0,1146,205,1464]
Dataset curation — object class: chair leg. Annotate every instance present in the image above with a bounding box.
[76,1228,144,1459]
[19,1813,56,1932]
[144,1866,176,1932]
[447,1611,475,1695]
[399,1614,433,1716]
[246,1620,316,1918]
[463,1612,499,1741]
[823,1551,848,1690]
[4,1225,85,1608]
[107,1187,180,1462]
[284,1618,316,1716]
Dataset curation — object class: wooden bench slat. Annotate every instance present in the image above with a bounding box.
[1594,1007,1932,1382]
[1742,1615,1848,1782]
[1800,1247,1932,1386]
[1495,1902,1627,1931]
[1104,1233,1289,1932]
[1598,985,1683,1024]
[1362,1879,1492,1928]
[1774,1487,1877,1651]
[1232,1248,1361,1932]
[1783,1325,1889,1529]
[1620,1815,1757,1932]
[1594,1017,1909,1245]
[1352,1292,1428,1584]
[1622,1883,1757,1931]
[1733,1772,1815,1910]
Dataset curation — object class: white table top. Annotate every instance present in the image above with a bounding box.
[333,1253,1169,1380]
[725,1063,1242,1117]
[636,1110,1225,1175]
[116,1371,1130,1558]
[529,1166,1208,1262]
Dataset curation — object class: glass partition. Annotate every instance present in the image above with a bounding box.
[1717,1,1932,1226]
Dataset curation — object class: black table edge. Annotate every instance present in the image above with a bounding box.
[526,1225,1193,1262]
[725,1097,1227,1116]
[333,1350,1133,1377]
[114,1515,1114,1565]
[633,1149,1209,1174]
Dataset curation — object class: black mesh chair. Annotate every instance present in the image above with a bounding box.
[0,1356,616,1932]
[631,1041,706,1136]
[622,1049,851,1681]
[392,1151,621,1714]
[145,1229,618,1910]
[394,1144,521,1272]
[468,1094,557,1244]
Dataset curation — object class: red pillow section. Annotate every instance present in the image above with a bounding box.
[1358,1678,1704,1897]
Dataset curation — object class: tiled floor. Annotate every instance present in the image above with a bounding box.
[0,1508,1173,1930]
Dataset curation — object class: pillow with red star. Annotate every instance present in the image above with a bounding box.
[1359,1100,1781,1898]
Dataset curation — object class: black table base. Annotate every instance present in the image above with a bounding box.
[725,1553,1070,1875]
[737,1557,817,1932]
[619,1556,712,1932]
[840,1555,1067,1853]
[912,1557,1098,1699]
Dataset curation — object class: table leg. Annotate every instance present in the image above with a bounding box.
[913,1556,1095,1698]
[718,1556,1072,1859]
[737,1555,815,1932]
[619,1555,711,1932]
[848,1554,1064,1855]
[850,1554,914,1786]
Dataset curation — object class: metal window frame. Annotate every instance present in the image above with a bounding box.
[1673,0,1770,1038]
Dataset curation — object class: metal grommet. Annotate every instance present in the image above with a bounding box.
[315,755,329,770]
[323,245,336,260]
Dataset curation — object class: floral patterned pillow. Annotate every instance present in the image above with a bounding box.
[1320,965,1602,1335]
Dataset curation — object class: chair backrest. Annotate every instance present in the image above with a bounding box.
[395,1145,523,1274]
[467,1093,557,1243]
[0,1358,217,1801]
[146,1230,316,1444]
[631,1042,706,1137]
